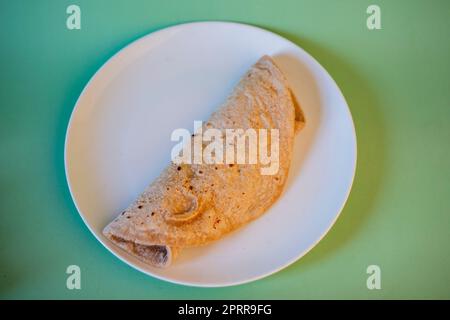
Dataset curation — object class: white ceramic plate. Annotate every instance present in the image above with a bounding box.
[65,22,356,287]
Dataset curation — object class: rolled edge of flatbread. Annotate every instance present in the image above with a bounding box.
[290,88,305,133]
[103,226,178,268]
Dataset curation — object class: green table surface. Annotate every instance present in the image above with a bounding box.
[1,0,449,299]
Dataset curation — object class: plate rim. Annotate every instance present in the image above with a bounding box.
[64,21,357,287]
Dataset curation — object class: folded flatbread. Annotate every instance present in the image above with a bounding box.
[103,55,305,267]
